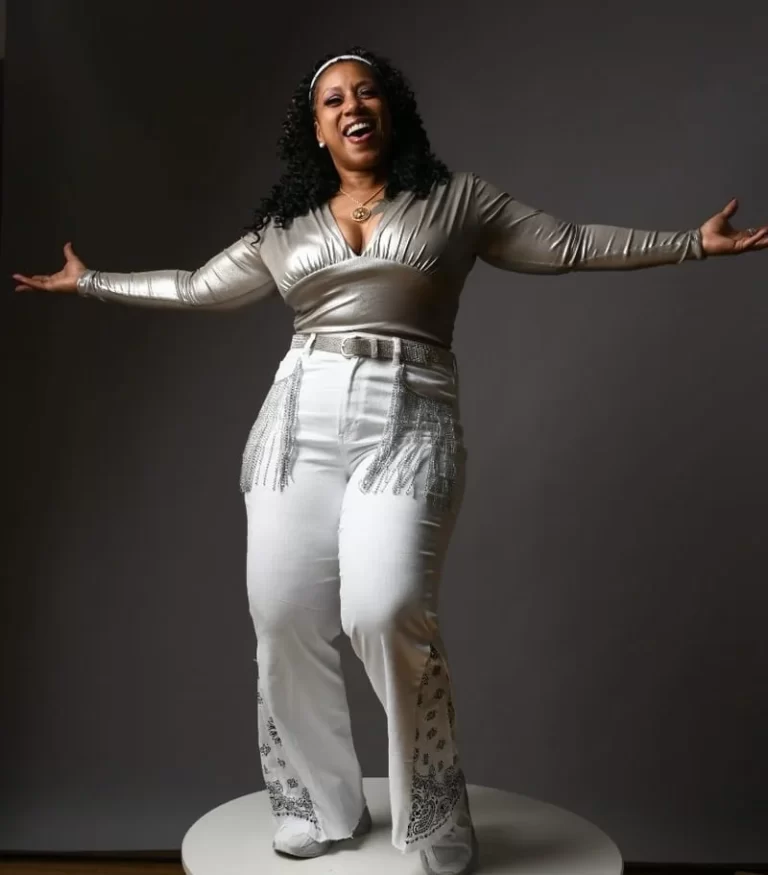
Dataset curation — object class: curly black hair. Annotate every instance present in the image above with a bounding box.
[244,45,452,241]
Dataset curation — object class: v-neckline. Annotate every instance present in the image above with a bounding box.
[323,192,399,258]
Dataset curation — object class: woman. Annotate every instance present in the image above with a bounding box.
[13,45,767,875]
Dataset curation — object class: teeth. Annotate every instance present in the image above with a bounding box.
[345,121,373,137]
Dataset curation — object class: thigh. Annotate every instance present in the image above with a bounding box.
[339,352,467,621]
[245,453,347,637]
[338,453,466,632]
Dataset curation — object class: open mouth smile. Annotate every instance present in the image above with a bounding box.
[342,119,377,143]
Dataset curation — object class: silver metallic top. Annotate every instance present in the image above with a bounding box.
[76,171,705,350]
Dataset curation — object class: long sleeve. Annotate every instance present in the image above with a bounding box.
[470,173,706,273]
[76,232,278,309]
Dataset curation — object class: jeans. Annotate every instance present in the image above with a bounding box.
[241,331,469,854]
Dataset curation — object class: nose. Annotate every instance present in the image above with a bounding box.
[342,92,364,114]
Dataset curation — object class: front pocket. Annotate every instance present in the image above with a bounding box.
[401,360,459,408]
[272,348,303,383]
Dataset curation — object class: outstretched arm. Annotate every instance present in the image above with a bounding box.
[76,232,277,310]
[470,173,706,272]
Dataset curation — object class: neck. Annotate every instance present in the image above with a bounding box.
[335,166,388,195]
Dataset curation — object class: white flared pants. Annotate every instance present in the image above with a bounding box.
[242,331,469,855]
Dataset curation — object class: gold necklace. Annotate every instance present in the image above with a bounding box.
[337,183,387,222]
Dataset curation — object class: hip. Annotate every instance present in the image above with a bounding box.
[241,331,467,511]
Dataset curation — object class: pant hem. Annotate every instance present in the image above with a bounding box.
[394,804,464,855]
[274,815,363,844]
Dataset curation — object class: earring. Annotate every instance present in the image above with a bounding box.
[318,142,326,148]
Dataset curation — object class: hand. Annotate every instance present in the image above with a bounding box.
[13,242,88,294]
[699,199,768,256]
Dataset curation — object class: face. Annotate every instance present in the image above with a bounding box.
[312,60,392,172]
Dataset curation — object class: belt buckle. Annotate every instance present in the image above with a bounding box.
[341,336,356,357]
[341,336,379,358]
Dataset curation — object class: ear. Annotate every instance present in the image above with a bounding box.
[314,118,323,147]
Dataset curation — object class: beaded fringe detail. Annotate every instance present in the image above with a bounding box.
[240,355,462,508]
[240,357,304,494]
[358,362,462,512]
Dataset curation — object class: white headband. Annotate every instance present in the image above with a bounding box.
[309,54,374,100]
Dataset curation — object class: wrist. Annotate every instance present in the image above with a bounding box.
[75,269,94,294]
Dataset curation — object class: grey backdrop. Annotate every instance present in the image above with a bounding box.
[2,0,766,864]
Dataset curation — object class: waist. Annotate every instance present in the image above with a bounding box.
[291,331,455,369]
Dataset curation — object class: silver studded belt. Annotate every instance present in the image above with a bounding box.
[291,332,455,368]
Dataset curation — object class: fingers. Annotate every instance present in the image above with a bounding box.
[12,273,50,292]
[739,226,768,252]
[748,230,768,250]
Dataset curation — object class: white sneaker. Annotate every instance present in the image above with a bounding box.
[419,789,479,875]
[272,804,372,858]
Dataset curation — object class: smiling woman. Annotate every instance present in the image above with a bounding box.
[312,59,422,254]
[12,40,767,875]
[246,45,451,259]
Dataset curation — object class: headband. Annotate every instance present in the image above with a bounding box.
[309,54,374,99]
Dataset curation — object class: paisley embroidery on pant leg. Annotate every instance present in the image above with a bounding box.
[256,684,320,829]
[240,356,304,494]
[359,363,465,512]
[405,643,467,846]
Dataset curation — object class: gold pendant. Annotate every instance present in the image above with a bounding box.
[352,206,371,222]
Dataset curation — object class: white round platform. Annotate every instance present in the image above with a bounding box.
[181,776,623,875]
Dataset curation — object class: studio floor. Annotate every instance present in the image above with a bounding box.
[0,859,766,875]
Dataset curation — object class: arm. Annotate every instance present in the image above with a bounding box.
[470,173,706,273]
[76,232,278,309]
